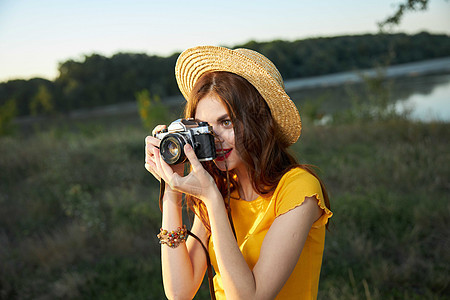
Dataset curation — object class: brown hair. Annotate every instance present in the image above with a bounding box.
[184,71,330,231]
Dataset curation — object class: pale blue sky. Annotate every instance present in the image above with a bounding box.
[0,0,449,82]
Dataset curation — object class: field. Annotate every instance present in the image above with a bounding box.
[0,111,449,299]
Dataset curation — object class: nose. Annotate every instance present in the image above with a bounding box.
[213,128,224,145]
[211,125,221,138]
[214,132,224,143]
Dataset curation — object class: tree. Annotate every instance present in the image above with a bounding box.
[136,89,170,131]
[30,84,54,115]
[377,0,447,31]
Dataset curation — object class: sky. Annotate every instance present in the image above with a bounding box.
[0,0,449,82]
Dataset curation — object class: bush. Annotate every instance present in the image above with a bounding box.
[1,115,448,299]
[0,99,17,136]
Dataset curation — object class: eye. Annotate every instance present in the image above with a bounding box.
[222,119,232,127]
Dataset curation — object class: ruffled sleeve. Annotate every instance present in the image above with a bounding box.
[274,168,332,228]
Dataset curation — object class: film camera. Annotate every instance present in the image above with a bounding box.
[154,119,216,165]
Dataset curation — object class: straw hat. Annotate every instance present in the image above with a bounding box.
[175,45,301,145]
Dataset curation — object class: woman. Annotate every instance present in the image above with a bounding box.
[145,46,332,299]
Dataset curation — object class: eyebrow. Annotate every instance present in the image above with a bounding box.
[216,114,229,122]
[194,113,230,123]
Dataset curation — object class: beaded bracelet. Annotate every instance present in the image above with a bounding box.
[157,225,188,248]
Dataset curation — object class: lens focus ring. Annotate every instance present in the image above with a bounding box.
[160,134,187,165]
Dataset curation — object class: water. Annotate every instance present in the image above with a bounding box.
[288,73,450,123]
[394,74,450,122]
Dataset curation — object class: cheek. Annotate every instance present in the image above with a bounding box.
[223,129,235,146]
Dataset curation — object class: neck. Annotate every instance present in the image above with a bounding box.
[234,168,259,201]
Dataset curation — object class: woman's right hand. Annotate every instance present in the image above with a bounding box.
[145,125,185,182]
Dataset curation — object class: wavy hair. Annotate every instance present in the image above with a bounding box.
[184,71,330,231]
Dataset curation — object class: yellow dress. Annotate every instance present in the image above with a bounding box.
[208,167,333,299]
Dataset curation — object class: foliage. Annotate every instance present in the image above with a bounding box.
[136,89,171,131]
[62,184,106,232]
[0,114,448,299]
[1,33,449,118]
[235,32,450,79]
[0,123,163,298]
[332,68,402,124]
[54,52,179,113]
[0,78,54,117]
[293,120,450,300]
[0,99,17,136]
[30,84,54,115]
[378,0,429,31]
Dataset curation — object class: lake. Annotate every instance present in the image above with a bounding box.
[288,72,450,123]
[393,73,450,122]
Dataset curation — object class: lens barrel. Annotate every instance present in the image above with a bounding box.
[159,134,187,165]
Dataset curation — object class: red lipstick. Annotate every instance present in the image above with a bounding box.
[215,148,232,161]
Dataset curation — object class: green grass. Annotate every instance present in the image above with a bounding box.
[0,116,448,299]
[295,119,449,299]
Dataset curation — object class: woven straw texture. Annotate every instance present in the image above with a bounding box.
[175,46,301,145]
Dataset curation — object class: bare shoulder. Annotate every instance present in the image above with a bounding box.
[274,196,322,229]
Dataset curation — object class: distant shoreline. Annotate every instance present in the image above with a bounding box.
[15,57,450,124]
[284,56,450,91]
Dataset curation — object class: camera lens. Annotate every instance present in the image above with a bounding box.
[160,134,187,165]
[167,141,179,157]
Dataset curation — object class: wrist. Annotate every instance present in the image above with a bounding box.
[162,184,183,207]
[204,187,225,211]
[161,196,183,229]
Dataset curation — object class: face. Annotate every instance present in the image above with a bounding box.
[194,93,245,173]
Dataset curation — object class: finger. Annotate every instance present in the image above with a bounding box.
[144,163,161,181]
[159,151,178,181]
[153,148,163,174]
[152,125,167,136]
[154,148,189,193]
[145,146,154,163]
[145,136,162,163]
[146,136,161,148]
[157,147,180,184]
[184,144,203,172]
[145,153,152,165]
[154,148,172,183]
[145,143,152,163]
[145,159,157,171]
[144,152,161,179]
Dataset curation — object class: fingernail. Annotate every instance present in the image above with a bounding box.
[185,144,192,151]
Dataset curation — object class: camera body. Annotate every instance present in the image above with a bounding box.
[154,118,216,165]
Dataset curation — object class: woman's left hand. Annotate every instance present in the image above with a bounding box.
[153,143,220,204]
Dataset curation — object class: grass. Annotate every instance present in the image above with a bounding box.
[0,114,449,299]
[295,119,449,299]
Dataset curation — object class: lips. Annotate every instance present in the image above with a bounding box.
[215,148,232,161]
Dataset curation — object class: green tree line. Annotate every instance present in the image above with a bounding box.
[1,32,449,118]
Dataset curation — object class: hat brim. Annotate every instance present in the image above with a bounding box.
[175,46,301,145]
